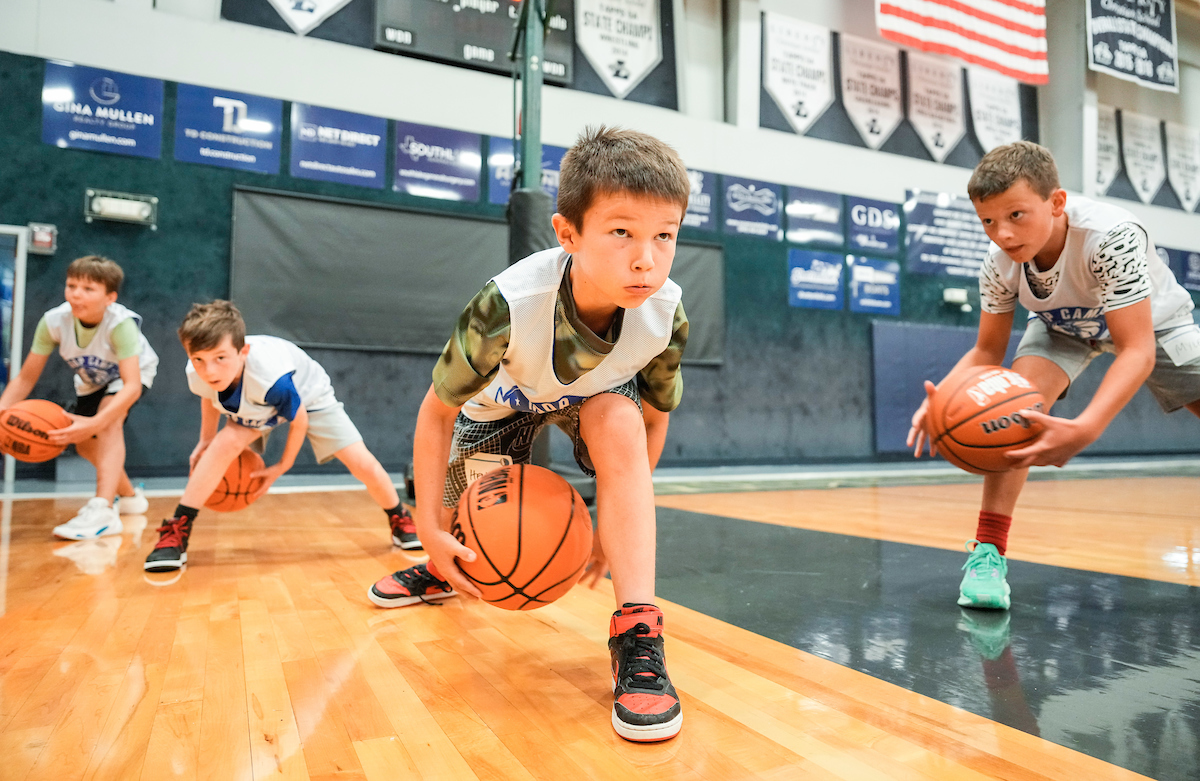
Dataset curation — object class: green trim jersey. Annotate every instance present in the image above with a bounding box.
[37,302,159,395]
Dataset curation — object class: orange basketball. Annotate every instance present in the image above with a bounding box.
[204,448,266,512]
[929,365,1047,475]
[0,399,70,462]
[451,464,593,610]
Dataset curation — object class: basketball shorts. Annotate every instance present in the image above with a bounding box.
[1015,318,1200,412]
[249,402,363,464]
[71,383,151,418]
[441,379,641,507]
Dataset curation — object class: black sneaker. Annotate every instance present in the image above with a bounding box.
[389,507,422,549]
[608,604,683,742]
[144,515,194,572]
[368,563,456,607]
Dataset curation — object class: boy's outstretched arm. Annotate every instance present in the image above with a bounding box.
[190,401,221,472]
[0,352,49,412]
[252,405,308,497]
[1007,298,1155,468]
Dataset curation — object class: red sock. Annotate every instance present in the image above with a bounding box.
[426,560,444,581]
[975,511,1012,555]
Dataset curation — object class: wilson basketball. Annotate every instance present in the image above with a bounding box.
[451,464,593,610]
[929,366,1047,475]
[204,448,266,512]
[0,399,70,463]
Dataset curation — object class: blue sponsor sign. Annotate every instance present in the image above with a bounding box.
[903,189,991,277]
[847,196,901,255]
[488,137,567,206]
[42,61,163,159]
[785,187,842,246]
[1159,245,1200,292]
[848,255,900,315]
[787,249,844,310]
[175,84,282,174]
[394,121,482,201]
[684,169,718,231]
[723,176,782,239]
[291,103,387,189]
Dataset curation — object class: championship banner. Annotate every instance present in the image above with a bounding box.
[488,137,567,206]
[175,84,282,174]
[1165,121,1200,212]
[762,13,834,136]
[840,34,903,150]
[903,189,991,278]
[266,0,354,35]
[1096,104,1121,195]
[1087,0,1178,92]
[42,61,163,159]
[906,52,965,163]
[1121,111,1166,204]
[722,177,782,239]
[785,187,842,246]
[576,0,662,99]
[393,121,482,201]
[787,249,844,310]
[966,68,1023,152]
[847,196,900,255]
[290,103,387,190]
[684,169,718,231]
[848,255,900,316]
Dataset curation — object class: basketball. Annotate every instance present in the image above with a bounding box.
[928,366,1047,475]
[204,448,266,512]
[451,464,593,610]
[0,399,71,462]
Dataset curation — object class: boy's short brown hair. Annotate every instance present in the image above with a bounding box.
[556,126,691,230]
[178,300,246,354]
[67,255,123,294]
[968,140,1061,202]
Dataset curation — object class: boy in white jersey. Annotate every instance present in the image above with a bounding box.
[0,256,158,539]
[144,301,416,572]
[909,142,1200,610]
[367,127,691,743]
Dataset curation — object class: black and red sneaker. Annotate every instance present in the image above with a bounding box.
[389,507,422,550]
[608,604,683,742]
[368,563,456,608]
[144,515,194,572]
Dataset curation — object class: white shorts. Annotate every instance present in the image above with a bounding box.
[250,403,363,464]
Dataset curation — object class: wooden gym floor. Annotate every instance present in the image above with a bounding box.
[0,476,1197,780]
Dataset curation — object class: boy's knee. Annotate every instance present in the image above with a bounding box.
[579,394,643,440]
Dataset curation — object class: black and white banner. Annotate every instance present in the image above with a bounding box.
[761,13,834,136]
[966,68,1022,152]
[1087,0,1178,92]
[906,53,964,163]
[840,34,902,150]
[267,0,354,35]
[1096,104,1121,195]
[1121,110,1166,204]
[577,0,662,99]
[1166,121,1200,212]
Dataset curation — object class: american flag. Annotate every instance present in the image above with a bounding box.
[875,0,1047,84]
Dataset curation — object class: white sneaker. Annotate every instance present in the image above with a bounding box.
[53,498,123,540]
[116,486,149,515]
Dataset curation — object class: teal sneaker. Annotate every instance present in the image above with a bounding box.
[957,608,1011,660]
[957,540,1011,610]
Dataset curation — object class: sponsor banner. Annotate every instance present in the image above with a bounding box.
[762,13,835,136]
[290,103,387,189]
[488,136,567,205]
[1159,245,1200,291]
[906,52,964,163]
[722,176,782,239]
[684,169,718,231]
[787,249,844,310]
[1121,110,1166,204]
[903,189,991,278]
[175,84,282,174]
[840,34,903,150]
[966,68,1023,152]
[785,186,842,246]
[848,255,900,316]
[1165,121,1200,212]
[847,195,900,255]
[1087,0,1178,92]
[576,0,661,99]
[394,121,482,201]
[267,0,354,35]
[42,61,163,159]
[1096,104,1121,195]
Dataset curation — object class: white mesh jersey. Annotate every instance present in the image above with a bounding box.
[42,301,159,396]
[978,195,1194,340]
[186,335,337,430]
[462,248,683,422]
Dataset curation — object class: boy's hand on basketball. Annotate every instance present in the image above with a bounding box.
[1004,410,1095,468]
[47,413,98,445]
[906,381,939,458]
[249,461,288,499]
[426,531,483,598]
[582,534,608,588]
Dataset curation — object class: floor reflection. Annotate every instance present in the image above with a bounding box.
[655,507,1200,781]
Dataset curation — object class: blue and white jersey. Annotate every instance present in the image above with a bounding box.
[42,301,159,395]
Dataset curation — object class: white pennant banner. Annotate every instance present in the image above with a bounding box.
[762,13,834,136]
[1121,110,1166,204]
[966,68,1022,152]
[1165,121,1200,212]
[1095,104,1121,195]
[906,53,964,163]
[576,0,662,99]
[839,34,903,150]
[266,0,354,35]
